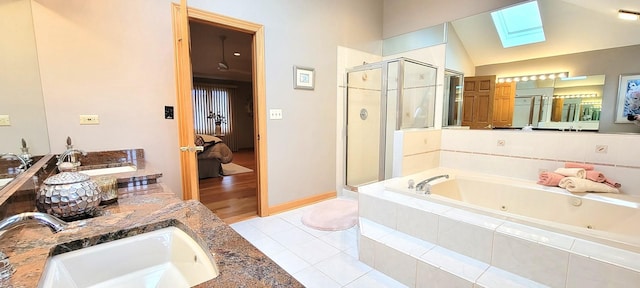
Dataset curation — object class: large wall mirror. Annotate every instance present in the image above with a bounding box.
[511,75,605,130]
[449,0,640,133]
[0,0,49,153]
[0,0,50,188]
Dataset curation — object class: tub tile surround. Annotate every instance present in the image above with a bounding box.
[419,246,489,284]
[358,178,640,287]
[439,129,640,197]
[393,129,441,177]
[492,232,570,288]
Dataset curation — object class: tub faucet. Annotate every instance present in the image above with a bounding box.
[415,174,450,194]
[0,212,68,282]
[0,153,31,172]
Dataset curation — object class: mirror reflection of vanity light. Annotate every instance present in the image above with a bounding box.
[498,72,568,83]
[553,93,598,99]
[618,9,640,21]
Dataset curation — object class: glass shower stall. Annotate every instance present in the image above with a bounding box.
[345,57,437,190]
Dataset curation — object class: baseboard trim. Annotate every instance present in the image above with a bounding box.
[222,212,259,225]
[268,191,337,215]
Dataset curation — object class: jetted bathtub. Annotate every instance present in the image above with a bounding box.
[384,168,640,251]
[358,168,640,286]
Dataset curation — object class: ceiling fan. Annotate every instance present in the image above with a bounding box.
[218,36,229,71]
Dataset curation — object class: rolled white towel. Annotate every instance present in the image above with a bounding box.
[558,177,620,193]
[554,168,586,179]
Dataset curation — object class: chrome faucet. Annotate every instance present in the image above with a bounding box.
[0,212,68,235]
[0,212,68,282]
[56,149,87,167]
[56,137,86,168]
[0,153,31,172]
[415,174,450,194]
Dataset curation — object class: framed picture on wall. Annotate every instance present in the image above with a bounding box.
[293,66,315,90]
[615,73,640,123]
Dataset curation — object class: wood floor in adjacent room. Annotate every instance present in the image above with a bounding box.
[199,149,257,224]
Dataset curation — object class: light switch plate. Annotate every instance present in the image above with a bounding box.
[0,115,10,126]
[80,115,100,125]
[269,109,283,120]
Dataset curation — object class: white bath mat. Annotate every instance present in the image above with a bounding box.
[302,199,358,231]
[221,163,253,176]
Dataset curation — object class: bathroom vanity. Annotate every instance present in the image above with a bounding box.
[0,152,301,287]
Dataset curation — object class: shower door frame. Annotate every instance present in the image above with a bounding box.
[344,57,439,191]
[344,62,389,191]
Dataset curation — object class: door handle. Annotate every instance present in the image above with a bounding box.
[179,146,204,152]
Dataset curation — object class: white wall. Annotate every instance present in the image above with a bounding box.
[32,0,383,206]
[32,0,181,193]
[444,24,475,76]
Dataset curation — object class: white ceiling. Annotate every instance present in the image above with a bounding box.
[189,21,253,82]
[451,0,640,66]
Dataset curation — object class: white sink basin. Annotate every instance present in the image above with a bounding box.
[79,165,137,176]
[38,227,219,288]
[0,178,13,188]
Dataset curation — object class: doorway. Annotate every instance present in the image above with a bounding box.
[172,4,269,220]
[189,21,258,222]
[443,70,464,127]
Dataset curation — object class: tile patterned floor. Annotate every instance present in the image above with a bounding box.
[230,199,407,287]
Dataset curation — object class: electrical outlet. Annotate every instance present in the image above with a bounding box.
[79,114,100,125]
[269,109,283,120]
[595,145,608,153]
[497,139,506,146]
[0,115,10,126]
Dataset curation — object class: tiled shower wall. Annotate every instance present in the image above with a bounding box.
[439,129,640,197]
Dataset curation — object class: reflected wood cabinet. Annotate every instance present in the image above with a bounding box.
[461,76,496,129]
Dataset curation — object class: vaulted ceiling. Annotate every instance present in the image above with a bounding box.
[451,0,640,66]
[189,0,640,81]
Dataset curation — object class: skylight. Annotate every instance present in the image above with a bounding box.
[491,1,546,48]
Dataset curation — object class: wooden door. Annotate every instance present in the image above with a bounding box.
[172,5,270,216]
[493,82,515,128]
[551,98,564,122]
[461,76,496,129]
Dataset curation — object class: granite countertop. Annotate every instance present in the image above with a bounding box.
[0,183,302,287]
